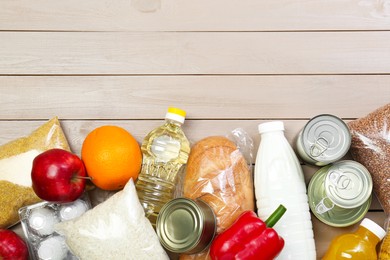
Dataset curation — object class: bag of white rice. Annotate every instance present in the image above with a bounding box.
[55,179,169,260]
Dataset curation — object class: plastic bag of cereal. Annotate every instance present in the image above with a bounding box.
[348,104,390,214]
[0,117,70,228]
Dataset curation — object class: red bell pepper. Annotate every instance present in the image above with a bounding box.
[209,205,286,260]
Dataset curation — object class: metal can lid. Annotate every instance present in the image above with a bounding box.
[301,114,351,163]
[156,198,216,254]
[325,160,372,208]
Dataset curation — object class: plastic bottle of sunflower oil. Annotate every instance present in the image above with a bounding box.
[255,121,316,259]
[135,107,190,227]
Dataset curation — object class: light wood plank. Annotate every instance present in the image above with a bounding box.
[0,76,389,120]
[2,1,388,258]
[0,119,384,211]
[0,120,312,155]
[1,0,390,31]
[0,119,374,161]
[1,32,390,75]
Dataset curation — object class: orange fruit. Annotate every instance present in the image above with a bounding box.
[81,125,142,190]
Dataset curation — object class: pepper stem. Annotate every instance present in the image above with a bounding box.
[265,204,287,228]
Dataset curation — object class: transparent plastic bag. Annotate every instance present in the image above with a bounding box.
[379,216,390,259]
[55,179,169,260]
[0,117,70,228]
[180,128,255,260]
[348,104,390,214]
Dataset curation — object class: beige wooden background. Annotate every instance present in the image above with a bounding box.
[1,0,390,258]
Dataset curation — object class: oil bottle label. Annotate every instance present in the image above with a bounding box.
[151,135,180,162]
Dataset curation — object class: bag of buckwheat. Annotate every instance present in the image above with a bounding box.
[348,103,390,214]
[0,117,70,228]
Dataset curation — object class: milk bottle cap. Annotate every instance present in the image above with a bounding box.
[325,161,372,208]
[166,107,186,124]
[258,121,284,134]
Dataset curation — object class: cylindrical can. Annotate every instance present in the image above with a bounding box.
[296,114,351,166]
[156,198,216,254]
[308,160,373,227]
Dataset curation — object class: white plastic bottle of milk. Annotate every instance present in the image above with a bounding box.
[255,121,316,260]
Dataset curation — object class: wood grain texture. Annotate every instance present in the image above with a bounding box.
[1,0,390,31]
[1,32,390,75]
[0,76,389,120]
[0,119,314,155]
[0,119,385,211]
[2,0,389,258]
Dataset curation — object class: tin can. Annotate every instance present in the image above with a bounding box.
[296,114,351,166]
[156,198,216,254]
[308,160,372,227]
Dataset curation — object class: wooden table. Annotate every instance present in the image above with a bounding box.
[1,0,390,258]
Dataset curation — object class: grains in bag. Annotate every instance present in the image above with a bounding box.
[55,179,169,260]
[348,104,390,214]
[0,117,70,228]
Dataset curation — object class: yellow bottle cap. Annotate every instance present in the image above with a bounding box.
[166,107,186,124]
[168,107,186,117]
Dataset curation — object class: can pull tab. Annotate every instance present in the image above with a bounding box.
[310,136,329,158]
[315,197,334,214]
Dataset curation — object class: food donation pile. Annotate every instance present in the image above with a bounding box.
[0,104,389,260]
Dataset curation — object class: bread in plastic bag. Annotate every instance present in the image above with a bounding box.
[55,178,169,260]
[180,128,255,260]
[348,103,390,214]
[0,117,70,228]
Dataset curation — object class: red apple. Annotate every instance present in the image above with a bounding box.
[31,148,87,203]
[0,229,29,260]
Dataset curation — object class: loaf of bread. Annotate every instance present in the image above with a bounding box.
[180,136,254,260]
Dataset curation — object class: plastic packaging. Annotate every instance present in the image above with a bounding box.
[179,129,255,260]
[55,179,169,260]
[18,194,91,260]
[255,121,316,259]
[0,117,70,228]
[348,103,390,214]
[323,218,386,259]
[379,218,390,259]
[135,107,191,226]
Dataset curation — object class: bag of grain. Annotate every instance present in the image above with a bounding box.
[0,117,70,228]
[348,103,390,214]
[55,178,169,260]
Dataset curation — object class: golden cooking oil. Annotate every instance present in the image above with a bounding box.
[135,107,190,226]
